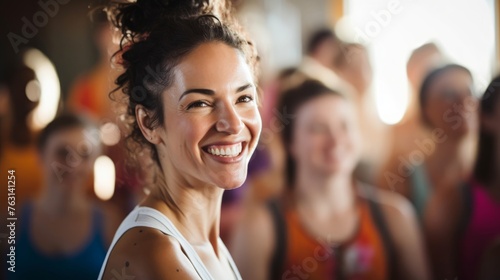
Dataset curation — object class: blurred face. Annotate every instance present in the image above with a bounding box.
[42,126,101,190]
[337,45,373,94]
[314,38,341,70]
[407,48,442,91]
[423,69,478,137]
[290,94,361,177]
[157,42,261,190]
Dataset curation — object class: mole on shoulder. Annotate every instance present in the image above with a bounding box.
[176,269,180,272]
[139,229,143,233]
[134,243,137,246]
[125,261,130,267]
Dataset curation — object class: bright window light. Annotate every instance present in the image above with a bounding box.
[338,0,496,125]
[23,48,61,130]
[94,155,115,201]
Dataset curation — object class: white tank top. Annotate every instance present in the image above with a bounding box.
[97,206,242,280]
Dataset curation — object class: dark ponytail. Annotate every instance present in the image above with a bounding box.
[473,75,500,186]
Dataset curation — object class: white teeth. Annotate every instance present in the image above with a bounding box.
[206,143,242,157]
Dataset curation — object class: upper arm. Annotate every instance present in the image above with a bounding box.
[375,189,430,280]
[229,203,275,280]
[101,227,201,280]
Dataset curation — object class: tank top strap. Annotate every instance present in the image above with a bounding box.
[410,164,431,219]
[358,183,398,280]
[266,199,288,280]
[98,206,242,280]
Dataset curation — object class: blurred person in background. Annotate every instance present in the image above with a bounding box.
[67,10,143,213]
[299,28,354,96]
[406,43,444,123]
[231,79,429,280]
[335,43,390,184]
[380,64,478,220]
[377,43,444,193]
[10,113,121,280]
[67,10,119,120]
[424,75,500,280]
[245,28,356,207]
[380,64,477,218]
[0,52,43,207]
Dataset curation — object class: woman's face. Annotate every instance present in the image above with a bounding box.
[157,42,261,190]
[42,126,101,189]
[290,94,361,177]
[424,69,478,137]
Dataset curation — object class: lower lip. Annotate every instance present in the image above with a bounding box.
[202,143,246,164]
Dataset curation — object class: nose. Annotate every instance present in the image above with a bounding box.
[215,102,244,134]
[326,129,339,147]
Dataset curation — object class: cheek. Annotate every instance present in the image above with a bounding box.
[243,107,262,135]
[166,113,208,153]
[294,132,327,159]
[426,101,446,125]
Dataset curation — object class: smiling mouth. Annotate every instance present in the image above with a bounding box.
[203,142,244,158]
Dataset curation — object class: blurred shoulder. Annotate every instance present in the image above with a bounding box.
[359,183,416,222]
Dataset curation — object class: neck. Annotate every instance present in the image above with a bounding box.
[38,180,89,215]
[294,168,355,214]
[428,133,475,177]
[144,164,223,248]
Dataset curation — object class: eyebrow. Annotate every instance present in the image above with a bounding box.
[178,83,254,101]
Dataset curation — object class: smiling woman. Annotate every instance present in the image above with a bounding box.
[97,0,261,279]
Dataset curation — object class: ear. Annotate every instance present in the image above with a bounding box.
[136,105,162,145]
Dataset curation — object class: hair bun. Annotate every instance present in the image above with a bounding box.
[109,0,220,39]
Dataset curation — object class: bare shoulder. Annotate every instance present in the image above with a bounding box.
[101,226,200,280]
[362,185,416,222]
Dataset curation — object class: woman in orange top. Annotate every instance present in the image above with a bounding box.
[232,79,429,280]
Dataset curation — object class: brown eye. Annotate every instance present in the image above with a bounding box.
[79,145,92,159]
[187,100,211,109]
[237,95,253,103]
[55,146,69,160]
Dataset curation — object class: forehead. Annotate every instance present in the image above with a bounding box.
[169,42,253,94]
[44,126,95,148]
[296,94,352,122]
[430,69,472,90]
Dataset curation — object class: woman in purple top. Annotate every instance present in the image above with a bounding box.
[425,75,500,280]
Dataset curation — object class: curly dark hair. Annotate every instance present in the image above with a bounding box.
[105,0,259,166]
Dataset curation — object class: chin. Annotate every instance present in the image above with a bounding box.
[211,171,247,190]
[217,180,245,191]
